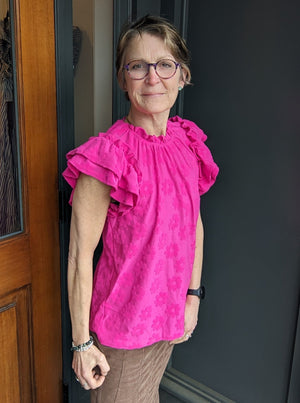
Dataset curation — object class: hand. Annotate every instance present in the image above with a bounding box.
[72,345,110,390]
[170,295,200,345]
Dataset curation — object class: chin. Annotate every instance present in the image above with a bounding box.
[138,102,176,114]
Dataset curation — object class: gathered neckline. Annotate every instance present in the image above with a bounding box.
[121,118,174,144]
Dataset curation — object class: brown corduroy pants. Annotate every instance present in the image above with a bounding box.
[90,336,174,403]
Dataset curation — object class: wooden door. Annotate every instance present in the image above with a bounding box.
[0,0,62,402]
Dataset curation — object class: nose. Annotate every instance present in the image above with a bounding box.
[145,65,160,84]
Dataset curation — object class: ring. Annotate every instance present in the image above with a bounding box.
[75,376,79,382]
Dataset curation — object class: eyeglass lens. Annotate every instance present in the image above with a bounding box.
[126,59,178,79]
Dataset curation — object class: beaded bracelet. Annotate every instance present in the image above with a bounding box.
[71,336,94,352]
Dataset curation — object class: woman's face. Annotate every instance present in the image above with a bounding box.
[120,33,185,118]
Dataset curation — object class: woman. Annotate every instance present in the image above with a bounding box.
[63,15,219,402]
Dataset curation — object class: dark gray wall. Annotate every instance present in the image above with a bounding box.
[57,0,300,401]
[172,1,300,402]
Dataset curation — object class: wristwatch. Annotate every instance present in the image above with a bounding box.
[187,286,205,300]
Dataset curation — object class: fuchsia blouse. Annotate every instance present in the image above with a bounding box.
[63,116,219,349]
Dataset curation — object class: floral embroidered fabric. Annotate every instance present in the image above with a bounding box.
[63,116,219,349]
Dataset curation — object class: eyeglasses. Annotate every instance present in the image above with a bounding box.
[123,59,181,80]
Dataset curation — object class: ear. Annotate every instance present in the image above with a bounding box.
[179,68,187,88]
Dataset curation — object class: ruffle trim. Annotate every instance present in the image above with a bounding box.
[170,116,219,195]
[120,118,172,144]
[63,135,142,216]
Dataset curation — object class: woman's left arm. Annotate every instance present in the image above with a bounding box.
[170,212,203,344]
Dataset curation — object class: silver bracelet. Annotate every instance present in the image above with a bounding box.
[71,335,94,352]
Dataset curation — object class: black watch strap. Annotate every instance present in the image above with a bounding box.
[187,286,205,300]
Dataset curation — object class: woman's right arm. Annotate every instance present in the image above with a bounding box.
[68,173,111,389]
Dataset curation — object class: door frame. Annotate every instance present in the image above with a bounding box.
[16,0,63,399]
[54,0,82,401]
[0,0,63,401]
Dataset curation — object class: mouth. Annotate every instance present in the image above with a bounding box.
[142,93,165,96]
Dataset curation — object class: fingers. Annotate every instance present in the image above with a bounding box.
[74,369,106,390]
[74,374,90,390]
[170,331,193,345]
[72,346,110,390]
[97,351,110,376]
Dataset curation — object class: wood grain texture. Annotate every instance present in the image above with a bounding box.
[0,303,21,403]
[16,0,63,401]
[0,288,34,403]
[0,236,31,295]
[0,0,63,401]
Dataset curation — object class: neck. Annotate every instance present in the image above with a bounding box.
[126,109,169,136]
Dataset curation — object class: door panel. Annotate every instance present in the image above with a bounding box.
[0,287,33,402]
[0,0,62,402]
[0,237,31,294]
[1,304,21,402]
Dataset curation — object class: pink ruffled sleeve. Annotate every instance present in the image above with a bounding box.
[62,135,141,215]
[171,116,219,195]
